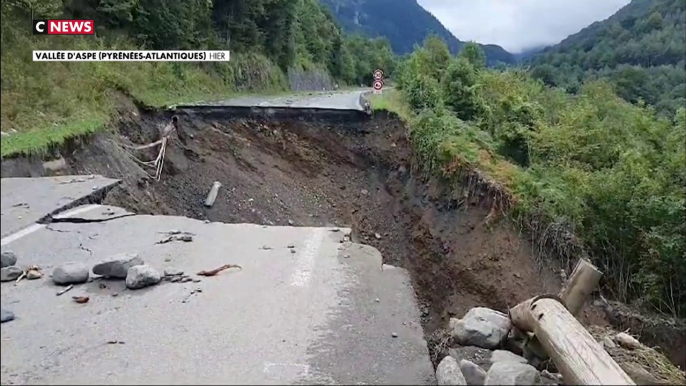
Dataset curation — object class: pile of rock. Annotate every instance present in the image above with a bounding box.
[0,251,188,323]
[435,307,564,386]
[59,253,163,290]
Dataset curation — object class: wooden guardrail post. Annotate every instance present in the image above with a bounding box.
[510,295,635,385]
[510,259,634,385]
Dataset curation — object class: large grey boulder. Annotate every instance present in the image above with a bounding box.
[1,251,18,268]
[490,350,528,364]
[1,266,23,282]
[459,359,487,385]
[451,307,511,349]
[485,362,541,385]
[52,262,90,285]
[92,253,143,279]
[437,356,467,385]
[125,265,161,290]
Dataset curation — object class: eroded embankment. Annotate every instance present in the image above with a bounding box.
[3,100,684,369]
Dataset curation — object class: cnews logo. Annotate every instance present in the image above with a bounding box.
[33,20,94,35]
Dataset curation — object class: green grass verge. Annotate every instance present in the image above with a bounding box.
[1,30,289,158]
[369,89,411,121]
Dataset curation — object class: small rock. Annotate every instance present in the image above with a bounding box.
[125,265,161,290]
[614,332,641,350]
[398,166,407,174]
[1,266,23,282]
[490,350,527,364]
[288,219,294,226]
[374,233,382,240]
[26,269,42,280]
[204,220,210,224]
[436,356,467,385]
[164,258,171,262]
[287,245,295,249]
[111,292,119,297]
[164,268,184,277]
[344,254,350,258]
[485,362,540,385]
[541,369,563,383]
[1,308,15,323]
[52,262,89,285]
[177,235,193,242]
[181,277,192,283]
[602,336,616,349]
[192,278,201,283]
[459,359,487,386]
[170,276,182,283]
[93,253,144,279]
[451,307,512,349]
[1,251,18,268]
[375,298,380,302]
[392,332,398,338]
[360,189,369,195]
[290,249,296,254]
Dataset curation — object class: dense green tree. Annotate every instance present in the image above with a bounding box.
[528,0,685,116]
[459,42,487,70]
[441,58,483,121]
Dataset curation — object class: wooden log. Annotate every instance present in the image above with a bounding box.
[204,181,222,207]
[518,297,635,385]
[515,259,604,364]
[559,258,603,316]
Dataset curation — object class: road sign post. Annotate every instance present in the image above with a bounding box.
[373,69,384,94]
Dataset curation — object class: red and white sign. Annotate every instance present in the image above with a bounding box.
[373,69,384,81]
[33,20,94,35]
[373,79,384,94]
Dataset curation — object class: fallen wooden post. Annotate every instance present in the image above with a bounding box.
[510,296,635,385]
[523,258,603,361]
[204,181,222,207]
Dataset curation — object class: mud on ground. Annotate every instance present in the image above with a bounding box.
[99,105,564,330]
[3,99,684,369]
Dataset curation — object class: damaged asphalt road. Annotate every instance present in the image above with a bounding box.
[0,176,434,385]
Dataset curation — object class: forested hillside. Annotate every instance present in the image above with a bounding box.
[320,0,515,66]
[528,0,685,116]
[389,37,685,318]
[1,0,394,156]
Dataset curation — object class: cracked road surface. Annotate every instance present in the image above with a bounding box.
[1,176,435,385]
[1,175,120,239]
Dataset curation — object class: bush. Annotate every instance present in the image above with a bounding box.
[406,74,443,112]
[399,51,686,316]
[441,58,484,121]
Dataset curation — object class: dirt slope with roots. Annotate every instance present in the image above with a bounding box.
[3,98,684,369]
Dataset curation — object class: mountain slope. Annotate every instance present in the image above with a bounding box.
[321,0,515,66]
[528,0,685,115]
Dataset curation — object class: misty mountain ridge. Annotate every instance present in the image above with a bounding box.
[320,0,517,66]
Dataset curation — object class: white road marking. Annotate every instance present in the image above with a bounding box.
[1,204,101,246]
[289,228,325,287]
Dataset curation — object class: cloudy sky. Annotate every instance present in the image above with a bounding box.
[417,0,630,53]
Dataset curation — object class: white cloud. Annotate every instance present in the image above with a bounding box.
[417,0,630,53]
